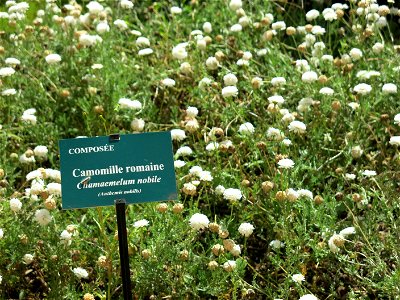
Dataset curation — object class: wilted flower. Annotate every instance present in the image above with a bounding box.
[328,233,344,253]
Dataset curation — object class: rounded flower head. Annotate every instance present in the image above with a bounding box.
[203,22,212,33]
[268,95,285,104]
[319,87,334,96]
[45,54,62,64]
[0,67,16,77]
[339,227,356,237]
[23,254,34,265]
[206,56,219,70]
[349,48,363,60]
[389,136,400,146]
[161,78,175,87]
[238,122,255,135]
[354,83,372,95]
[34,209,52,226]
[301,71,318,83]
[306,9,320,21]
[223,188,242,202]
[189,213,209,230]
[382,83,397,94]
[395,114,400,125]
[73,267,89,279]
[10,198,22,212]
[299,294,318,300]
[222,86,238,98]
[229,0,242,11]
[271,77,286,86]
[223,260,237,272]
[238,223,254,237]
[170,6,182,14]
[138,48,153,56]
[176,146,193,157]
[136,37,150,47]
[170,129,186,141]
[2,88,17,96]
[172,44,188,60]
[292,273,305,283]
[186,106,198,118]
[131,118,145,131]
[288,120,306,134]
[223,73,238,86]
[118,98,142,110]
[277,158,294,169]
[34,145,48,158]
[133,219,149,228]
[5,57,20,65]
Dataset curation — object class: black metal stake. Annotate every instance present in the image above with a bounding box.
[115,199,132,300]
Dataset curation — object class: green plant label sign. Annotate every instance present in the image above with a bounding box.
[59,132,177,209]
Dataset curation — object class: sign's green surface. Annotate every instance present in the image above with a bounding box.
[59,132,177,209]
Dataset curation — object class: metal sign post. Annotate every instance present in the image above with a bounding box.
[115,199,132,300]
[59,132,178,299]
